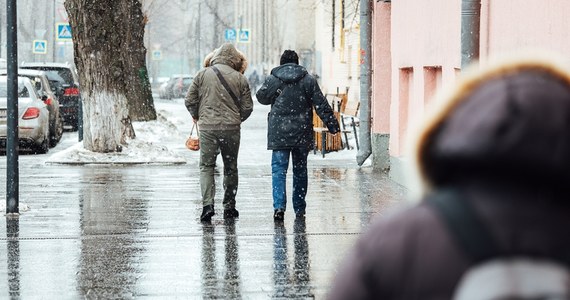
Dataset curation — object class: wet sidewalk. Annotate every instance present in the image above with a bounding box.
[0,99,407,299]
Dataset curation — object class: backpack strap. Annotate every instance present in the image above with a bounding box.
[211,65,241,111]
[427,190,502,263]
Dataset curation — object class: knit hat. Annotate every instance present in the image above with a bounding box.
[280,50,299,65]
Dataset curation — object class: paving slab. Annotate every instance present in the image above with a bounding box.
[0,99,407,299]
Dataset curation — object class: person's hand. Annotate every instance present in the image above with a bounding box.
[193,118,198,123]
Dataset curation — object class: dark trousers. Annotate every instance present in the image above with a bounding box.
[199,129,240,209]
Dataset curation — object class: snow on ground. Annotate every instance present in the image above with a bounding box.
[45,97,368,166]
[46,111,187,165]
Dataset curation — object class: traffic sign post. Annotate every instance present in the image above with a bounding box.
[32,40,47,54]
[56,23,72,41]
[238,29,251,43]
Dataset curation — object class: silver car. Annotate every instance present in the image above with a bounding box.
[0,76,50,153]
[0,69,65,147]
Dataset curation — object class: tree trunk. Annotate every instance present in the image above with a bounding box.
[65,0,155,152]
[124,1,157,122]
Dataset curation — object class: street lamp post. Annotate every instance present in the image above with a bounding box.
[6,0,19,215]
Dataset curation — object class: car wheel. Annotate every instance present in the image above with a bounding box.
[50,116,64,147]
[36,137,49,154]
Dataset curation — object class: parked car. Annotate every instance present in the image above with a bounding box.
[158,74,193,99]
[0,76,51,153]
[172,75,193,98]
[158,77,176,99]
[20,62,81,131]
[0,69,64,147]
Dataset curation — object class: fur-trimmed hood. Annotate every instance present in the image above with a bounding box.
[202,43,248,74]
[411,53,570,196]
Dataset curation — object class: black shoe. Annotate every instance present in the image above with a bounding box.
[273,209,285,221]
[200,205,215,222]
[223,208,239,219]
[295,211,305,219]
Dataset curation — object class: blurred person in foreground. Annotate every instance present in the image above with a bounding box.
[256,50,340,221]
[185,43,253,222]
[327,53,570,299]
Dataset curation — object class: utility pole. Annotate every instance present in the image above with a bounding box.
[197,1,201,61]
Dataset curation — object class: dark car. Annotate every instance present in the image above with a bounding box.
[20,62,81,131]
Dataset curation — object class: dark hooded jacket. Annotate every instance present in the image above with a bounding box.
[256,63,340,150]
[327,55,570,300]
[185,43,253,130]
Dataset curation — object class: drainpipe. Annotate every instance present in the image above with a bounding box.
[357,0,372,166]
[461,0,481,68]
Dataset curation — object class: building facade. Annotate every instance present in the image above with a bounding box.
[314,0,362,101]
[234,0,316,79]
[371,0,570,186]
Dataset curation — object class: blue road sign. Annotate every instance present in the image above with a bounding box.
[56,23,72,41]
[238,29,251,43]
[33,40,47,54]
[225,28,237,41]
[152,50,162,60]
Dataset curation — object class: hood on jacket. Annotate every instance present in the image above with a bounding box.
[202,43,248,74]
[271,63,308,84]
[411,52,570,196]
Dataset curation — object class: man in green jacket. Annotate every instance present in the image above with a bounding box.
[185,43,253,222]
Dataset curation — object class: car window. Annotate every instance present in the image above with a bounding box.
[0,82,29,97]
[19,75,44,93]
[17,84,29,97]
[21,67,74,84]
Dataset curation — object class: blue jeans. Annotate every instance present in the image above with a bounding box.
[271,148,308,214]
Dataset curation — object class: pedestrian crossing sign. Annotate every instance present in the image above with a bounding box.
[33,40,47,54]
[238,29,251,43]
[56,23,73,41]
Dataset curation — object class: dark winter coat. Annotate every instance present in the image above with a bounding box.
[327,54,570,300]
[185,43,253,131]
[256,63,340,150]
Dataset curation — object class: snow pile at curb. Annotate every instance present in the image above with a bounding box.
[46,113,187,165]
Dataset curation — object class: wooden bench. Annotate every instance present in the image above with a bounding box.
[313,95,344,157]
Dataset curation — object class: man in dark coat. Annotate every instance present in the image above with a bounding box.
[327,53,570,299]
[256,50,340,221]
[185,43,253,222]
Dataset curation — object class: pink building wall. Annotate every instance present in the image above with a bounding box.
[372,0,570,184]
[388,0,461,157]
[481,0,570,57]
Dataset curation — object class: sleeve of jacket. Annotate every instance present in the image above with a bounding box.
[185,71,202,119]
[310,78,340,134]
[239,76,254,122]
[255,75,282,105]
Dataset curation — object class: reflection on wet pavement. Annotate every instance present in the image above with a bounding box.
[273,218,313,299]
[0,100,407,298]
[6,217,20,299]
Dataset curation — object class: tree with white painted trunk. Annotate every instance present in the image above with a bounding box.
[64,0,156,152]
